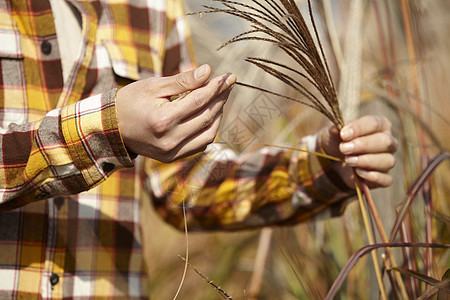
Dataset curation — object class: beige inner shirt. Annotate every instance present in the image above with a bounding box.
[49,0,82,82]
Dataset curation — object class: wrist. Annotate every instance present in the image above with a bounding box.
[114,87,138,160]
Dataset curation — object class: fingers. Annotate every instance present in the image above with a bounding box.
[340,115,392,141]
[344,153,396,172]
[180,112,223,157]
[151,81,234,161]
[161,110,224,162]
[339,132,398,155]
[158,64,212,97]
[144,71,235,138]
[175,86,232,140]
[331,115,399,189]
[171,72,236,120]
[355,169,393,188]
[115,65,236,163]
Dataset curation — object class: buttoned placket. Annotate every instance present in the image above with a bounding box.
[37,1,97,297]
[41,198,60,298]
[54,0,100,108]
[50,1,81,81]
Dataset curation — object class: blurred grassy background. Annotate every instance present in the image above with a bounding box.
[141,0,450,299]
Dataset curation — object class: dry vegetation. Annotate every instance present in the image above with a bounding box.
[141,0,450,299]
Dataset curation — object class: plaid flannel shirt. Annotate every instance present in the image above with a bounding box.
[0,0,353,298]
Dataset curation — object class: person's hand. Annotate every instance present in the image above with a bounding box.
[320,115,398,189]
[116,64,236,162]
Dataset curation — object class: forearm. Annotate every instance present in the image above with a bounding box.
[0,90,134,211]
[145,134,355,231]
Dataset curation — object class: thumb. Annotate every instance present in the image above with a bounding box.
[160,64,211,97]
[320,124,342,158]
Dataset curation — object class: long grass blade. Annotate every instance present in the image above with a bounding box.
[389,267,450,294]
[390,152,450,241]
[325,243,450,300]
[364,84,444,151]
[417,287,440,300]
[439,269,450,300]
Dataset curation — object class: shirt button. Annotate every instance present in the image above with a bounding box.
[102,162,115,173]
[54,197,65,210]
[50,273,59,286]
[41,41,52,55]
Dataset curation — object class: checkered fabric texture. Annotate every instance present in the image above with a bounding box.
[0,0,353,298]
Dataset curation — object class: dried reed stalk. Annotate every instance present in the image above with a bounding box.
[247,228,273,299]
[193,0,407,298]
[325,242,450,299]
[172,193,189,300]
[399,1,435,289]
[337,0,362,122]
[178,256,233,299]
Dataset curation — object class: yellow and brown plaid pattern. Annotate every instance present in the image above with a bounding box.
[145,138,353,232]
[0,0,352,298]
[0,0,195,298]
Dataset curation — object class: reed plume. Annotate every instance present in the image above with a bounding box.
[192,0,345,129]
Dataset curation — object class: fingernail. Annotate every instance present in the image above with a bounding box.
[340,142,354,154]
[355,169,369,178]
[194,64,208,79]
[341,127,354,140]
[225,73,236,87]
[345,156,358,165]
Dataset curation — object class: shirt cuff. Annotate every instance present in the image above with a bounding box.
[297,134,355,206]
[60,89,135,188]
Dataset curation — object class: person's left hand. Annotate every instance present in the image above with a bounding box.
[320,115,398,189]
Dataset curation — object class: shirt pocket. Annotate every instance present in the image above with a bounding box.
[0,29,26,130]
[102,40,140,81]
[102,39,160,82]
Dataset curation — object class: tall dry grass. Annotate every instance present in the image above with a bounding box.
[141,0,450,299]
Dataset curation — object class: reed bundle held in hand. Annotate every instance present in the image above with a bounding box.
[194,0,345,129]
[194,1,407,298]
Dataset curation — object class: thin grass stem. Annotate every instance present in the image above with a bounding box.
[400,215,419,297]
[248,228,273,299]
[326,243,449,299]
[353,173,388,300]
[361,181,409,298]
[381,254,400,299]
[399,6,432,284]
[245,57,321,91]
[424,182,433,282]
[172,196,189,300]
[259,143,342,162]
[178,256,233,299]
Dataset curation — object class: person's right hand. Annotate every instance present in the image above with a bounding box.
[116,64,236,163]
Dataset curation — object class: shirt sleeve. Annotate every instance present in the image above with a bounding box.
[0,89,134,211]
[142,134,356,231]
